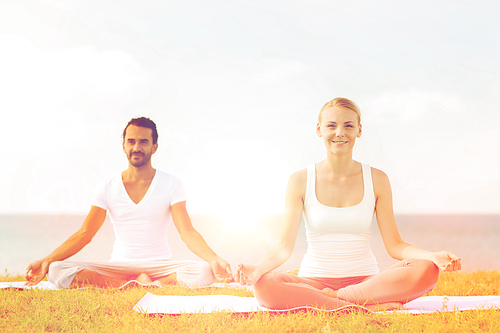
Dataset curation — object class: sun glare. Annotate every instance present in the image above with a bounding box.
[218,207,262,233]
[180,137,291,232]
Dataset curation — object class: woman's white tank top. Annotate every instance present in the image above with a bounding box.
[298,163,380,278]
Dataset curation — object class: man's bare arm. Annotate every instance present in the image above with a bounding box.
[171,201,232,281]
[25,206,107,285]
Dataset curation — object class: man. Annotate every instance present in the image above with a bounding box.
[25,117,232,288]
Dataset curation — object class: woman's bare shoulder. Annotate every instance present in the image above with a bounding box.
[290,168,307,181]
[370,166,391,193]
[287,168,307,194]
[370,166,388,180]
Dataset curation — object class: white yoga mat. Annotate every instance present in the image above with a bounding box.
[0,281,249,290]
[0,280,159,290]
[0,281,59,290]
[133,293,500,315]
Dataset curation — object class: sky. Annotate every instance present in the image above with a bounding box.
[1,0,499,230]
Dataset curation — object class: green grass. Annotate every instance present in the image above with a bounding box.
[1,271,500,332]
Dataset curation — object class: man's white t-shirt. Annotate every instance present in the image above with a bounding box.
[90,170,186,262]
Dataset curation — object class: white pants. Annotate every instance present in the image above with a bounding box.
[47,260,215,289]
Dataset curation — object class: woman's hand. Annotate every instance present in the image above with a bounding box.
[234,263,262,286]
[430,251,462,272]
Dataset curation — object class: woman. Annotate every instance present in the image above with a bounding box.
[235,97,461,311]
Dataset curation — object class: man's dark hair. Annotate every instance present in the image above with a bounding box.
[122,117,158,144]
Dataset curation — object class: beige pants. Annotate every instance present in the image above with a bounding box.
[47,260,215,289]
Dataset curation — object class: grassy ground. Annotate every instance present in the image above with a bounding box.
[1,270,499,332]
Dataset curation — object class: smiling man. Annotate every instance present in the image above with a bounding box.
[25,117,232,288]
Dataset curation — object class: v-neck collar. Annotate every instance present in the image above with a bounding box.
[121,171,157,205]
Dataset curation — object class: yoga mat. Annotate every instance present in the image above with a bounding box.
[0,280,160,290]
[133,292,365,314]
[404,296,500,313]
[133,293,500,315]
[0,281,250,290]
[0,281,59,290]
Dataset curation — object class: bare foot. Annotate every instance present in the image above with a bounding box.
[320,288,338,298]
[149,280,162,287]
[136,273,153,284]
[319,287,403,311]
[132,273,161,287]
[364,302,404,311]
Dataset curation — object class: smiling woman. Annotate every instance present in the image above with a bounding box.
[233,97,462,312]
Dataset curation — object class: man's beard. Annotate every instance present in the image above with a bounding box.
[128,151,152,167]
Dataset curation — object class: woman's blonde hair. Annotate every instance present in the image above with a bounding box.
[318,97,361,124]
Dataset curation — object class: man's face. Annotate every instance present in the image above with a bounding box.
[122,125,158,168]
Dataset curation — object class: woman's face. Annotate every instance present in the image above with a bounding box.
[317,106,362,155]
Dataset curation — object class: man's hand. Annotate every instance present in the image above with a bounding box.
[430,251,462,272]
[25,259,50,286]
[210,257,234,283]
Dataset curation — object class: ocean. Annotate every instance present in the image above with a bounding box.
[1,214,499,276]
